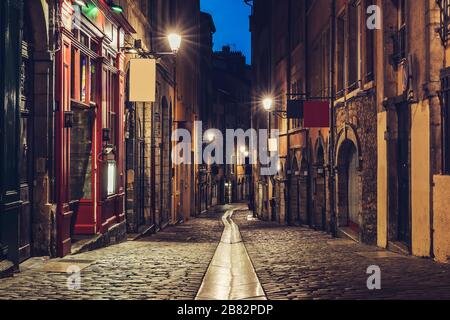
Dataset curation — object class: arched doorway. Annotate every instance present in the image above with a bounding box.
[288,156,300,225]
[18,0,50,261]
[313,142,326,230]
[337,139,360,232]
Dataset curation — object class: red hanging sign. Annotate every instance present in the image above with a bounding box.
[303,101,330,128]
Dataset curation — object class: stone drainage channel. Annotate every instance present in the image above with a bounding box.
[196,207,267,300]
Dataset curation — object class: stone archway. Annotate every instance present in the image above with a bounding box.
[23,0,52,258]
[336,132,361,232]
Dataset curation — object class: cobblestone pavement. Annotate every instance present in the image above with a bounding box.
[3,204,450,300]
[0,206,230,300]
[234,210,450,300]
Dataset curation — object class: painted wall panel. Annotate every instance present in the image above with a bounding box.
[433,175,450,263]
[377,112,387,248]
[411,102,431,257]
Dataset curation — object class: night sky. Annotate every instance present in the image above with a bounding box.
[200,0,251,64]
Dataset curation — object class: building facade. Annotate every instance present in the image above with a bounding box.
[212,46,252,205]
[250,0,450,263]
[124,0,175,235]
[0,0,208,275]
[377,0,450,262]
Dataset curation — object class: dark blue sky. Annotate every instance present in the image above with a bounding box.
[200,0,251,64]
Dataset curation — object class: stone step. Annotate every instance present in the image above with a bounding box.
[0,259,15,279]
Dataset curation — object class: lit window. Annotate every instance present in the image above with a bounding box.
[107,161,116,196]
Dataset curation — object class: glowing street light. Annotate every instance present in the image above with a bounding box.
[263,97,274,111]
[168,33,182,54]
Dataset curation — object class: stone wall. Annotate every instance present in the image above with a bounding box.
[335,91,377,244]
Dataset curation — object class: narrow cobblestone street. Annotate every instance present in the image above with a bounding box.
[0,207,227,300]
[234,210,450,300]
[1,204,450,300]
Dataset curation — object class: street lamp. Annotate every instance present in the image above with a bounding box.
[261,96,287,118]
[263,97,273,111]
[168,33,182,54]
[122,33,182,57]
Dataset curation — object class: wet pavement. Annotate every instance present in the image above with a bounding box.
[2,204,450,300]
[234,210,450,300]
[0,206,227,300]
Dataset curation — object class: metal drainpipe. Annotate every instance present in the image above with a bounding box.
[50,0,61,205]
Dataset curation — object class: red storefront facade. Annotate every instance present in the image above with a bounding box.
[55,0,133,256]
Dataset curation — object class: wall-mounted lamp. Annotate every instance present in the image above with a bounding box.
[107,0,123,13]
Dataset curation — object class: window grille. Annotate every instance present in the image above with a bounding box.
[436,0,450,46]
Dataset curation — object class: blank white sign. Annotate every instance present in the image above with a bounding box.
[129,59,156,102]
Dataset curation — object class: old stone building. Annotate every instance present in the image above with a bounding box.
[377,0,450,262]
[212,46,252,204]
[198,12,216,212]
[251,0,450,262]
[115,0,211,232]
[123,0,175,235]
[1,0,208,275]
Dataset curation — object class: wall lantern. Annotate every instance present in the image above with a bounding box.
[106,161,116,196]
[64,111,74,128]
[107,1,124,13]
[168,33,182,54]
[263,97,273,111]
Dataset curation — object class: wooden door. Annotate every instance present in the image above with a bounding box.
[18,37,33,262]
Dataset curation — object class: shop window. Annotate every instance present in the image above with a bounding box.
[80,54,88,102]
[90,59,97,103]
[70,106,94,200]
[80,31,89,48]
[107,161,117,196]
[102,68,118,147]
[69,39,97,201]
[71,48,77,100]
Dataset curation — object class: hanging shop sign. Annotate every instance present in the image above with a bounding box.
[129,58,156,102]
[303,101,330,128]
